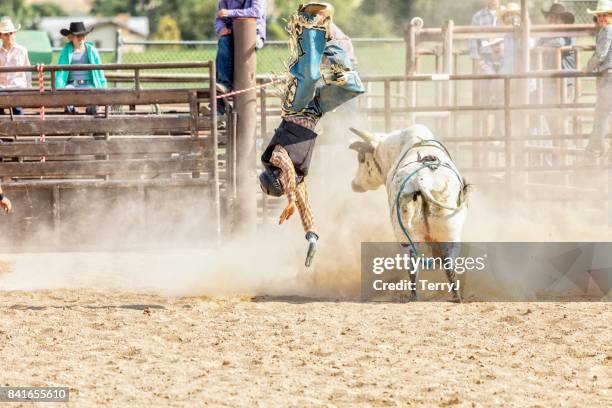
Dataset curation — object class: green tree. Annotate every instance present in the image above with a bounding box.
[168,0,217,40]
[91,0,146,16]
[154,14,181,41]
[359,0,552,33]
[29,3,66,18]
[0,0,67,29]
[92,0,218,40]
[267,0,393,38]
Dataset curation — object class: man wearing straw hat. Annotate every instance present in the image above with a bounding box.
[0,17,30,115]
[584,0,612,158]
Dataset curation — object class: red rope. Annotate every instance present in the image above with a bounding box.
[37,64,46,162]
[215,78,285,99]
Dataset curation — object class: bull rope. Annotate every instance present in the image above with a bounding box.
[37,64,46,163]
[215,78,285,100]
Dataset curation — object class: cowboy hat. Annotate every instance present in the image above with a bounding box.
[588,0,612,15]
[60,21,93,37]
[0,17,21,34]
[542,3,575,24]
[499,2,521,19]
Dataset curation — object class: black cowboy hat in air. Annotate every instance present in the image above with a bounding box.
[541,3,575,24]
[60,21,93,37]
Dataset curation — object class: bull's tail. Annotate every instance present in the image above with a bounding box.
[416,176,469,212]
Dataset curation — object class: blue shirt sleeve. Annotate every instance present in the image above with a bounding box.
[226,0,266,19]
[215,0,230,35]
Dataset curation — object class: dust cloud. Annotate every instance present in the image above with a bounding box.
[1,113,610,299]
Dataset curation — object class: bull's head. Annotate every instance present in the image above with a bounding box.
[349,128,385,192]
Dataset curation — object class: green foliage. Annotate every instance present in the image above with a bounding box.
[266,0,392,37]
[168,0,218,40]
[91,0,394,40]
[92,0,218,40]
[0,0,67,29]
[29,3,67,19]
[89,0,555,40]
[90,0,145,16]
[154,15,181,41]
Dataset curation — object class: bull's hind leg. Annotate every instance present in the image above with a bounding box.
[445,265,462,303]
[401,243,419,301]
[433,242,462,303]
[409,266,418,301]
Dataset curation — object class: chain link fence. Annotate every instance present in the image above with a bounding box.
[115,38,405,76]
[560,0,598,23]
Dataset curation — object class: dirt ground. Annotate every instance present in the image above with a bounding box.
[1,289,611,407]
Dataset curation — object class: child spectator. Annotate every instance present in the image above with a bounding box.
[55,22,107,115]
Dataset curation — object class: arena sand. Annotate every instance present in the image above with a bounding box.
[0,291,611,406]
[1,138,612,406]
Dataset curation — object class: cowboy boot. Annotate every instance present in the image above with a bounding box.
[282,5,332,114]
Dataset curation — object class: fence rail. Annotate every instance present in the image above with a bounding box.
[120,38,406,46]
[0,61,223,248]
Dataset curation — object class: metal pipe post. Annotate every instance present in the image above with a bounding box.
[114,29,122,64]
[520,0,530,76]
[442,20,454,140]
[233,18,258,235]
[406,18,421,124]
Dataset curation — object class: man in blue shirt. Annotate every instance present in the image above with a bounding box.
[215,0,267,114]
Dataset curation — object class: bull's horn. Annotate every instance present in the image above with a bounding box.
[349,128,377,144]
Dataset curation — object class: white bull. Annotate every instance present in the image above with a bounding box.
[349,124,469,301]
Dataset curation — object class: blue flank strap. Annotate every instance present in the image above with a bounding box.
[394,162,431,257]
[394,160,463,257]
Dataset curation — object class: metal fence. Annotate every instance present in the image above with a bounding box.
[560,0,598,23]
[115,38,406,76]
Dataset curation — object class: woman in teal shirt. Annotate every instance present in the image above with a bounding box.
[56,22,107,114]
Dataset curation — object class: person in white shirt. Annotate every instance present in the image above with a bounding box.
[0,17,31,115]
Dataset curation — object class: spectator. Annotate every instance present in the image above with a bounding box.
[538,3,576,71]
[469,0,502,75]
[55,22,107,115]
[215,0,267,114]
[499,3,536,75]
[469,0,503,140]
[0,17,30,116]
[584,0,612,157]
[537,3,577,137]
